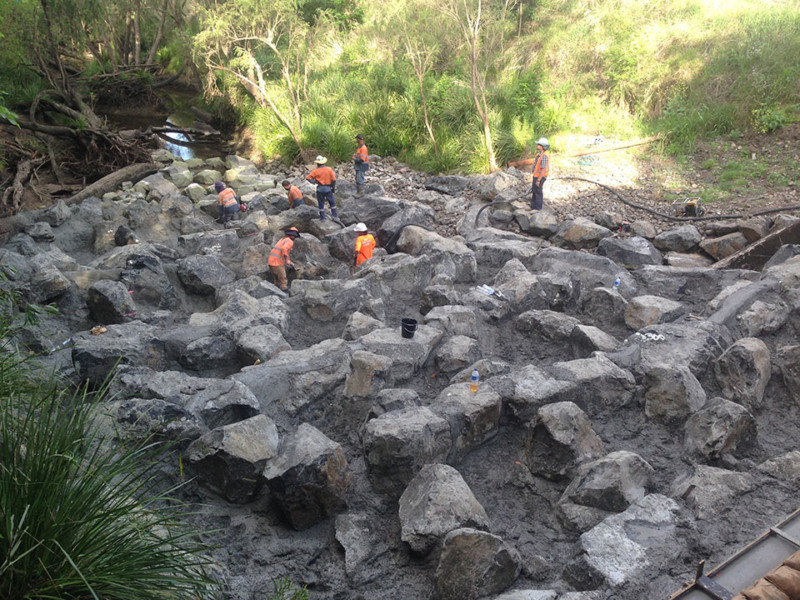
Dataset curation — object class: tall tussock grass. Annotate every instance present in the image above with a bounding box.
[0,280,218,600]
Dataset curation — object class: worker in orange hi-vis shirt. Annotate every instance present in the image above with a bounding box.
[509,137,550,211]
[306,156,338,221]
[353,222,376,268]
[353,134,369,196]
[268,227,299,291]
[282,180,304,208]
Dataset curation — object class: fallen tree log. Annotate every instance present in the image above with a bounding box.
[66,162,159,205]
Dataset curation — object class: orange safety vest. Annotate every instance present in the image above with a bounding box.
[307,166,336,186]
[268,237,294,267]
[218,188,238,207]
[355,234,376,265]
[355,144,369,163]
[532,151,549,178]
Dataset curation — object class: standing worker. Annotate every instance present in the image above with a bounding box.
[508,137,550,211]
[268,227,300,291]
[282,179,304,208]
[215,181,241,223]
[353,134,369,197]
[353,222,376,268]
[306,156,338,221]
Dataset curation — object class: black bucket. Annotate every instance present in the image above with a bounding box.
[401,318,418,339]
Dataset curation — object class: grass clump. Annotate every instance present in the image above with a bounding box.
[0,279,219,600]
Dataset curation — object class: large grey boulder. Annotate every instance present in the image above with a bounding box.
[433,528,521,600]
[699,231,748,260]
[178,229,240,257]
[623,295,685,331]
[359,325,443,383]
[187,414,280,504]
[643,364,707,424]
[426,175,470,195]
[87,279,137,324]
[551,217,614,250]
[580,287,628,333]
[109,397,203,444]
[557,451,654,532]
[505,365,579,424]
[713,337,771,411]
[515,310,580,344]
[343,350,393,400]
[515,208,560,239]
[72,320,167,385]
[177,254,236,296]
[234,338,352,416]
[671,465,755,520]
[775,345,800,400]
[30,266,72,304]
[362,407,451,497]
[563,495,681,590]
[334,512,393,585]
[596,236,662,267]
[758,451,800,480]
[293,278,378,322]
[653,224,702,252]
[548,353,636,409]
[398,464,489,555]
[235,324,291,364]
[110,366,260,430]
[358,253,433,298]
[684,397,757,461]
[528,248,634,297]
[524,401,605,481]
[434,335,481,374]
[623,320,734,388]
[262,423,352,530]
[395,226,477,283]
[377,203,437,248]
[433,382,502,463]
[424,305,478,336]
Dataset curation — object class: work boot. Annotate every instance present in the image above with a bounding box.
[356,183,363,197]
[319,210,326,220]
[332,208,339,219]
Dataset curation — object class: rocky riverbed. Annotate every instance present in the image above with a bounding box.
[2,147,800,600]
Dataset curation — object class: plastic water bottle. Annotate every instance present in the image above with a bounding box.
[613,277,620,291]
[470,368,480,393]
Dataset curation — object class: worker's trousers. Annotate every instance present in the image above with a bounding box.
[531,178,546,210]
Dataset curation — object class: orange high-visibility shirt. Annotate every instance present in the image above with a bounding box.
[307,166,336,186]
[218,188,238,207]
[268,237,294,266]
[287,185,303,204]
[355,145,369,163]
[355,234,376,265]
[532,151,549,178]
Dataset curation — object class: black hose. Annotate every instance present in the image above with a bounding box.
[559,176,800,222]
[473,176,800,227]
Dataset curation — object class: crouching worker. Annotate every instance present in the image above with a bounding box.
[353,222,376,268]
[215,181,240,222]
[268,227,300,291]
[282,179,304,209]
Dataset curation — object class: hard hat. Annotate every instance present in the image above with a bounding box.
[354,222,367,232]
[535,138,550,150]
[355,134,364,140]
[315,155,327,164]
[285,227,300,237]
[214,181,226,192]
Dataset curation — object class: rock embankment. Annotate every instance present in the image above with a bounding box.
[2,148,800,600]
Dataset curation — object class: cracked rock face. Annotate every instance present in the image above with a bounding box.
[7,149,800,600]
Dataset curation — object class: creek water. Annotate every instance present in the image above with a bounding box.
[101,87,228,161]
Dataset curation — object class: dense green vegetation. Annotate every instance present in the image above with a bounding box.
[1,0,798,172]
[0,278,218,600]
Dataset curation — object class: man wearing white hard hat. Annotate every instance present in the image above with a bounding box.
[306,155,338,220]
[353,222,376,267]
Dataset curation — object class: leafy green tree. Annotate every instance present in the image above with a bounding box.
[194,0,336,153]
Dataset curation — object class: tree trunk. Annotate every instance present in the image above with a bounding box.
[66,163,159,205]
